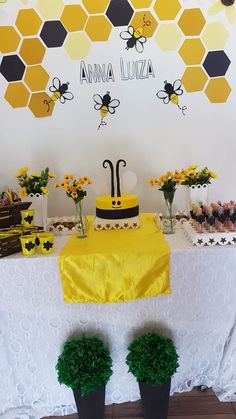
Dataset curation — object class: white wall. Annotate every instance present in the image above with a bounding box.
[1,0,236,217]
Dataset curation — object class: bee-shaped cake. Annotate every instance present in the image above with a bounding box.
[94,159,140,230]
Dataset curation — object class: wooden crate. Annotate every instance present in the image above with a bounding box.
[0,201,31,228]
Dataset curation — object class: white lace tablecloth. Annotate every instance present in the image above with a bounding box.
[1,227,236,419]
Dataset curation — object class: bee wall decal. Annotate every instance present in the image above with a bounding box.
[93,91,120,130]
[120,15,151,53]
[156,79,187,115]
[44,77,74,112]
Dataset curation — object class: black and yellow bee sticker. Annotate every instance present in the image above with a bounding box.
[44,77,74,112]
[93,91,120,130]
[156,79,187,115]
[120,15,151,54]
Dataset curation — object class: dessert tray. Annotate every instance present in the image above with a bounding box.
[46,216,78,235]
[182,221,236,246]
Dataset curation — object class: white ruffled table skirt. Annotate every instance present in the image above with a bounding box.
[0,228,236,418]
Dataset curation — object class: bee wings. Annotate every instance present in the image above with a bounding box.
[49,77,61,92]
[120,26,134,40]
[156,90,170,104]
[173,79,183,95]
[93,94,103,110]
[135,37,146,53]
[108,99,120,114]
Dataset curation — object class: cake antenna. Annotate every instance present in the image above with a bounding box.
[103,159,115,197]
[116,159,126,197]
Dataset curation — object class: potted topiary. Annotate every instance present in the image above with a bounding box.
[126,332,179,419]
[56,335,113,419]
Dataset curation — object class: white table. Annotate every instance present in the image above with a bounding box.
[1,227,236,419]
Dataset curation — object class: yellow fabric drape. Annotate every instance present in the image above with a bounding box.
[58,213,170,304]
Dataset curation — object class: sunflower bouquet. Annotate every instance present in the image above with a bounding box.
[149,170,185,195]
[16,166,56,197]
[181,165,218,187]
[54,174,92,203]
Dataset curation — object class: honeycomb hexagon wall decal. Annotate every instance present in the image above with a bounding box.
[153,0,181,21]
[82,0,110,14]
[130,11,158,38]
[203,50,230,77]
[179,39,205,65]
[29,92,55,117]
[19,38,46,65]
[85,16,112,41]
[205,78,231,103]
[0,27,21,53]
[16,9,42,36]
[155,23,182,51]
[36,0,64,20]
[61,5,88,32]
[24,65,49,91]
[182,67,208,92]
[4,82,30,108]
[202,22,228,50]
[130,0,152,8]
[0,55,26,82]
[65,32,91,60]
[106,0,134,27]
[40,21,67,47]
[178,8,206,36]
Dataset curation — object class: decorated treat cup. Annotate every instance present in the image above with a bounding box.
[34,230,46,249]
[39,233,54,254]
[21,209,35,227]
[20,234,36,256]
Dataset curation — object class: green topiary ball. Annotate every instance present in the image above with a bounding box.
[56,336,113,395]
[126,332,179,387]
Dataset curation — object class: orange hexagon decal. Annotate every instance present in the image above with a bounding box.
[85,15,112,42]
[205,78,231,103]
[24,65,49,92]
[178,8,206,36]
[0,27,21,53]
[82,0,110,14]
[61,5,88,32]
[19,38,46,65]
[130,0,152,8]
[153,0,181,21]
[129,11,158,38]
[4,82,30,108]
[182,67,208,92]
[29,92,55,117]
[179,39,205,65]
[16,9,42,36]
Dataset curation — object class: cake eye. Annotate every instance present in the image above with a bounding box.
[117,201,121,205]
[112,200,116,205]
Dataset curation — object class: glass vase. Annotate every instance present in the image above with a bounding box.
[75,199,88,238]
[162,190,175,234]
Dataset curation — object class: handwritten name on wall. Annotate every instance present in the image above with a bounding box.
[80,58,155,84]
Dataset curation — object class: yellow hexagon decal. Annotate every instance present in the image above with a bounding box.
[36,0,64,20]
[0,27,20,53]
[182,67,208,92]
[155,23,182,51]
[19,38,46,65]
[82,0,110,14]
[24,65,49,92]
[205,78,231,103]
[178,8,206,36]
[4,82,30,108]
[65,32,91,60]
[29,92,55,117]
[130,0,152,8]
[153,0,181,20]
[201,22,228,50]
[61,5,88,32]
[16,9,42,36]
[85,16,112,42]
[179,39,205,65]
[129,11,158,38]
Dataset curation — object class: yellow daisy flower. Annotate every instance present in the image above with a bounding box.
[18,187,27,198]
[41,187,49,194]
[208,0,236,24]
[48,172,56,178]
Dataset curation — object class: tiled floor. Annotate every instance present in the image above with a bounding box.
[42,387,236,418]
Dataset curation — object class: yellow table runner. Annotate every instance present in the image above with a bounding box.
[59,213,170,304]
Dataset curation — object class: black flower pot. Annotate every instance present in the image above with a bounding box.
[139,379,171,419]
[73,385,105,419]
